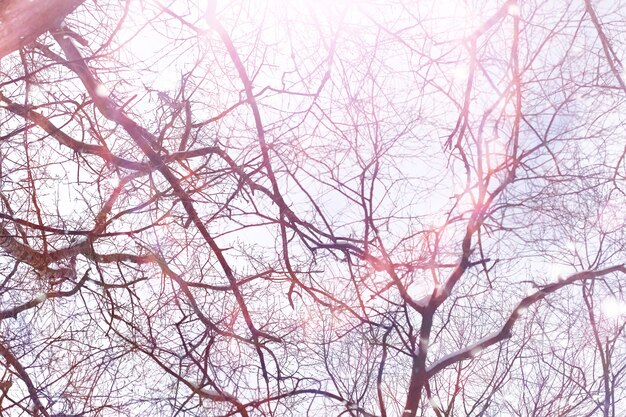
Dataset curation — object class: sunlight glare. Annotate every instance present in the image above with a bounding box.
[550,264,571,281]
[601,297,626,319]
[469,346,483,358]
[35,293,47,303]
[508,4,520,17]
[429,398,442,411]
[453,64,470,82]
[95,84,110,97]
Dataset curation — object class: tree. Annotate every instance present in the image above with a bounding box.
[0,0,625,416]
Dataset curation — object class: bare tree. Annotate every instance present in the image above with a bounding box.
[0,0,624,416]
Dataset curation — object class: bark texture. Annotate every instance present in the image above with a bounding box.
[0,0,84,60]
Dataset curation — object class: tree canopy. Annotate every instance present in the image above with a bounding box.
[0,0,625,416]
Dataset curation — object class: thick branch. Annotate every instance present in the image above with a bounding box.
[584,0,626,94]
[0,269,90,321]
[426,265,626,377]
[0,0,84,60]
[0,342,50,417]
[51,27,281,348]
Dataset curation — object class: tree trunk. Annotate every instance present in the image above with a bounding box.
[0,0,84,60]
